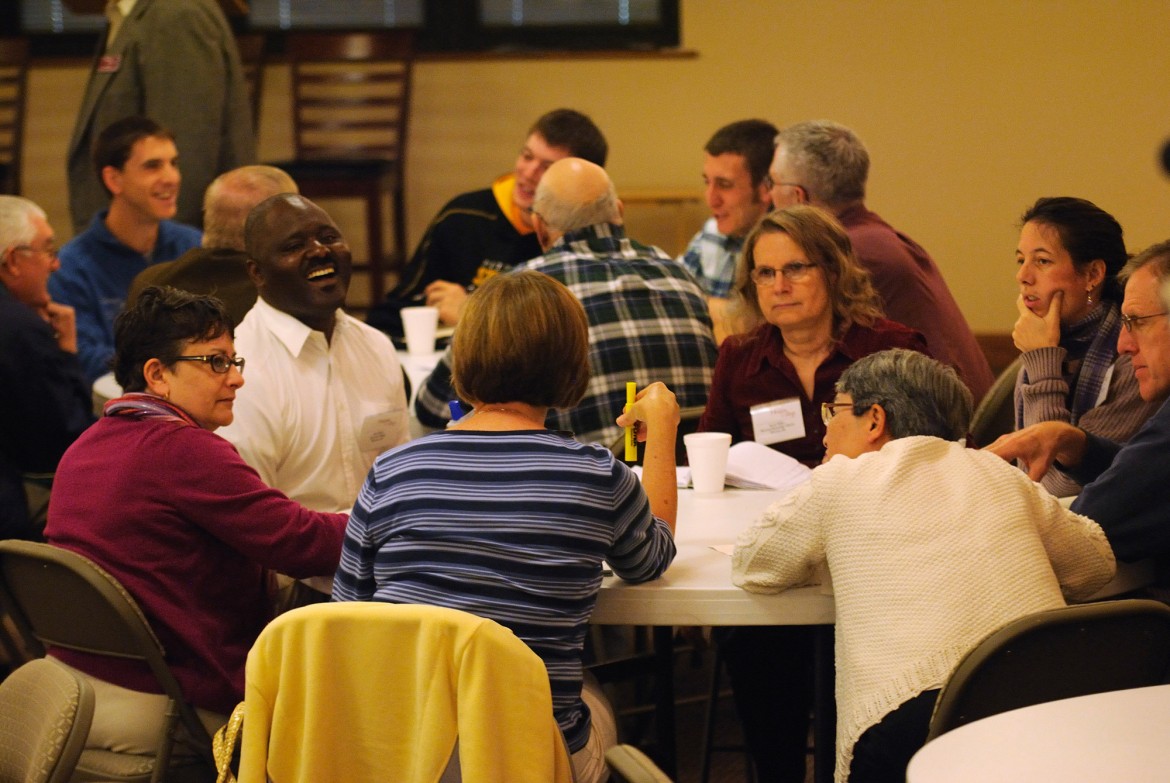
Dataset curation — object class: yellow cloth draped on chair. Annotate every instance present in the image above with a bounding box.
[238,601,574,783]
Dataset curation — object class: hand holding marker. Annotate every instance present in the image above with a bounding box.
[624,381,637,462]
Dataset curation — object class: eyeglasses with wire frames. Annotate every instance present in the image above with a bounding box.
[11,244,60,262]
[173,354,245,374]
[820,401,854,426]
[750,262,818,286]
[1120,311,1169,333]
[762,174,807,197]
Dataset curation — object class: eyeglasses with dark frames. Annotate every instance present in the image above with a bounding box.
[820,401,854,426]
[750,262,818,286]
[173,354,245,374]
[1120,311,1168,333]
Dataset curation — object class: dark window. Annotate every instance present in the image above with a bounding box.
[18,0,103,33]
[15,0,679,54]
[247,0,424,30]
[474,0,678,51]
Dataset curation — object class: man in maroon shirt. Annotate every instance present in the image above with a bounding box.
[768,120,994,404]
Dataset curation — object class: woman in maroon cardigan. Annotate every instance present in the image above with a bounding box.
[44,286,348,766]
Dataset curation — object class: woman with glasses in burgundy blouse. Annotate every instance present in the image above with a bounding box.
[699,204,928,469]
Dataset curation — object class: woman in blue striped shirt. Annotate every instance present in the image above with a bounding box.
[333,270,679,783]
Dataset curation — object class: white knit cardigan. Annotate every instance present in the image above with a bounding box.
[731,436,1116,782]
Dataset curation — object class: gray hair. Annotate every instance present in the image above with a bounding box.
[837,349,972,441]
[774,120,869,208]
[1121,238,1170,288]
[532,178,620,234]
[0,195,47,253]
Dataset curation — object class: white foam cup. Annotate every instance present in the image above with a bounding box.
[684,432,732,494]
[401,306,440,356]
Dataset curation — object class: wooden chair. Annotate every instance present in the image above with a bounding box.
[272,31,415,312]
[233,33,267,136]
[0,38,30,195]
[926,598,1170,741]
[0,541,216,783]
[0,658,95,783]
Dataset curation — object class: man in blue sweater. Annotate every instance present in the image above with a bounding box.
[50,115,201,381]
[989,238,1170,588]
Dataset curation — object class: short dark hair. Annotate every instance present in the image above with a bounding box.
[244,192,296,262]
[705,119,779,188]
[1021,197,1128,303]
[529,109,608,167]
[838,348,972,441]
[113,286,233,392]
[453,271,590,409]
[93,115,177,196]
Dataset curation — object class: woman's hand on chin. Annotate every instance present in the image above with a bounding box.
[1012,291,1063,352]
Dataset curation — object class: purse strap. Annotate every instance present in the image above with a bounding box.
[213,701,245,783]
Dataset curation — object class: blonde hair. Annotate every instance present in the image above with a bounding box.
[735,204,883,337]
[202,166,298,250]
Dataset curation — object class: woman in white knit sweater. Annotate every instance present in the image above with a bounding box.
[732,349,1116,783]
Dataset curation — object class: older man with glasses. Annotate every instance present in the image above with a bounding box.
[989,239,1170,592]
[0,195,94,539]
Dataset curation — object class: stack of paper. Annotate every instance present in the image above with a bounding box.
[723,441,812,492]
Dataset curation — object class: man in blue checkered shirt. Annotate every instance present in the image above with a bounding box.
[416,158,717,446]
[677,119,777,343]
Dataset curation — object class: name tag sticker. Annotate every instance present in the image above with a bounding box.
[749,398,806,445]
[358,410,402,452]
[97,55,122,73]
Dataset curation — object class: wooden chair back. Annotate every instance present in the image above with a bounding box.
[234,33,267,135]
[287,31,414,165]
[0,38,30,195]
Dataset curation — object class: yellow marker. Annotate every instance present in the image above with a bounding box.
[624,382,637,462]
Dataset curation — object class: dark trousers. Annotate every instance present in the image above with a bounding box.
[716,625,816,783]
[848,688,939,783]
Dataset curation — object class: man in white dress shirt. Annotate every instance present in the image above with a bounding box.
[218,194,409,512]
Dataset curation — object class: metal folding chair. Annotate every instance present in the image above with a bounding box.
[0,540,216,783]
[927,598,1170,740]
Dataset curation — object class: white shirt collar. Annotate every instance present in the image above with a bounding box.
[249,297,345,358]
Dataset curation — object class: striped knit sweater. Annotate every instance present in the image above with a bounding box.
[332,428,676,752]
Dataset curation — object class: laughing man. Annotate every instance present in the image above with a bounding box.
[219,194,409,512]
